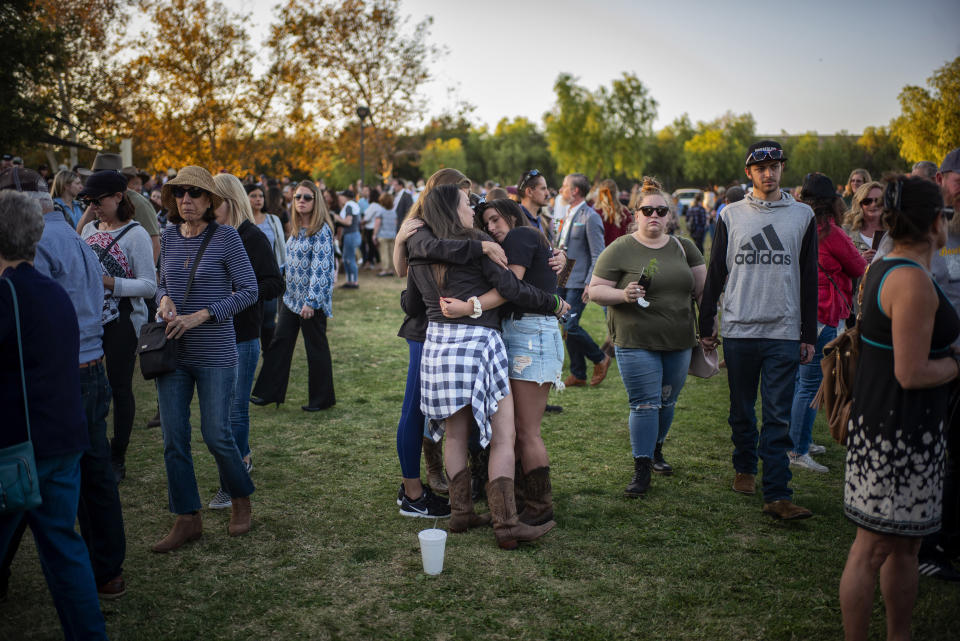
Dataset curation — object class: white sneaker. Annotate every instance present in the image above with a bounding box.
[808,443,826,455]
[789,452,829,473]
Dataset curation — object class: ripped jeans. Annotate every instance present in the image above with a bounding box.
[614,346,692,459]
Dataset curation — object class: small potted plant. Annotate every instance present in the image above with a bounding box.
[636,258,658,308]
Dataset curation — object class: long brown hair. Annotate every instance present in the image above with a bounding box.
[421,184,484,290]
[408,168,471,220]
[291,180,334,236]
[476,198,550,249]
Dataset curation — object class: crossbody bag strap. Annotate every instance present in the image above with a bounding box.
[181,221,218,308]
[4,278,31,445]
[99,221,140,259]
[818,261,852,317]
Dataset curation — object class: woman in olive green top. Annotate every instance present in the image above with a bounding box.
[589,176,706,497]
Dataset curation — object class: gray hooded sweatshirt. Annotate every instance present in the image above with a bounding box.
[699,190,818,344]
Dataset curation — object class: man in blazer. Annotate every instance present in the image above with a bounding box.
[556,173,610,386]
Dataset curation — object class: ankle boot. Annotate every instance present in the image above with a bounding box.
[152,513,202,553]
[486,476,555,550]
[448,469,491,533]
[228,496,252,536]
[625,457,652,498]
[422,437,448,494]
[518,466,554,526]
[653,442,673,475]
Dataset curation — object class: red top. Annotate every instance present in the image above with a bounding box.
[597,205,632,247]
[818,219,867,327]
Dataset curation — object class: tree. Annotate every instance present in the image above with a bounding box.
[892,56,960,164]
[647,114,695,188]
[419,138,467,177]
[544,72,657,180]
[485,117,557,187]
[0,1,65,153]
[129,0,275,171]
[271,0,439,178]
[682,112,755,186]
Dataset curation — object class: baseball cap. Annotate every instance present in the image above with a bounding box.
[339,189,355,199]
[941,148,960,174]
[800,172,836,201]
[78,170,128,199]
[745,140,786,166]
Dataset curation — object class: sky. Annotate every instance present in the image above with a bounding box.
[226,0,959,135]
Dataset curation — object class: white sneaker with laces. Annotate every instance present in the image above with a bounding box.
[789,452,829,473]
[808,443,826,455]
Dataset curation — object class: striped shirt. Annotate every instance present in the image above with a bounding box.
[156,223,257,367]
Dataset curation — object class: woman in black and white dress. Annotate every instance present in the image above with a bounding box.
[407,184,567,549]
[839,175,959,641]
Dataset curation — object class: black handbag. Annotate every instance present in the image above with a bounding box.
[138,223,218,380]
[0,278,42,514]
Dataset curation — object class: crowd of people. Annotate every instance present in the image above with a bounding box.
[1,140,958,640]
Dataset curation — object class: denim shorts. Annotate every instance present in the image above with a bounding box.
[501,314,564,387]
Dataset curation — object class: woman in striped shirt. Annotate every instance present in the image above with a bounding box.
[152,166,258,553]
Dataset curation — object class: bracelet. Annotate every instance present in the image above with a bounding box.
[468,296,482,319]
[553,294,561,313]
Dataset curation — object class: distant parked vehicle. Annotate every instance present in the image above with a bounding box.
[672,188,699,218]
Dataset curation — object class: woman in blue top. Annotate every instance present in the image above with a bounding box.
[50,169,85,227]
[251,180,337,411]
[153,166,258,553]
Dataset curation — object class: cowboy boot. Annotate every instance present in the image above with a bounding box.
[486,476,555,550]
[422,437,448,495]
[448,469,491,533]
[228,497,252,536]
[152,513,202,553]
[518,466,554,526]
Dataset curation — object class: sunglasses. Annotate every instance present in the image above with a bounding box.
[747,149,784,164]
[294,194,315,201]
[172,186,207,199]
[517,169,542,193]
[860,197,881,207]
[940,207,955,221]
[638,206,670,217]
[81,195,111,207]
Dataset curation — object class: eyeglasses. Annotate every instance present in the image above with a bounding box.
[294,194,315,201]
[638,206,670,217]
[172,186,206,199]
[940,207,955,221]
[860,197,881,207]
[747,149,784,164]
[517,169,542,194]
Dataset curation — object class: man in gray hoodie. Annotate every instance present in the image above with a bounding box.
[700,140,818,520]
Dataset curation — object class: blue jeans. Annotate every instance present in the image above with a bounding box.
[558,287,605,380]
[615,347,692,458]
[342,231,362,283]
[397,340,425,479]
[77,362,125,586]
[0,453,108,640]
[723,338,799,502]
[157,365,255,513]
[230,339,260,459]
[789,324,836,456]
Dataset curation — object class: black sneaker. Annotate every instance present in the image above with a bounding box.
[399,487,451,518]
[918,555,960,582]
[544,404,563,413]
[396,483,404,507]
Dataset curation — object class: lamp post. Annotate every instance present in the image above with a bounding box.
[356,105,370,185]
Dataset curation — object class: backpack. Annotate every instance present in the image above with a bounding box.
[812,264,870,445]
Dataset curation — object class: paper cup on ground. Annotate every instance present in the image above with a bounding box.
[418,528,447,575]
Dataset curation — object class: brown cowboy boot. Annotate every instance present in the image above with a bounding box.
[518,466,554,526]
[151,513,202,553]
[422,437,448,494]
[447,469,491,532]
[228,497,252,536]
[486,476,555,550]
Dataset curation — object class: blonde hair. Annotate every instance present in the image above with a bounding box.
[212,173,255,230]
[842,180,883,232]
[50,170,80,199]
[595,178,624,227]
[408,168,471,220]
[843,168,872,197]
[291,180,333,236]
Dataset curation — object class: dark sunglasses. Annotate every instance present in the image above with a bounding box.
[294,194,315,201]
[517,169,542,193]
[747,149,784,164]
[81,194,111,207]
[638,206,670,217]
[860,197,881,207]
[172,186,207,199]
[940,207,955,221]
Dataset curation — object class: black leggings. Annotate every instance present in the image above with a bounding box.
[104,301,138,463]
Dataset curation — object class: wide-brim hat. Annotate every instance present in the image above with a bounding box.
[161,166,223,214]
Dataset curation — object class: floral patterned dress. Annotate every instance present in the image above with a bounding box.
[844,257,960,536]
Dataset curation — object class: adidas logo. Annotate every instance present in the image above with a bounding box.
[734,224,792,265]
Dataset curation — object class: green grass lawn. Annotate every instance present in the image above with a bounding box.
[3,268,957,640]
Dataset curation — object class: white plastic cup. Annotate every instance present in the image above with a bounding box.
[418,528,447,575]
